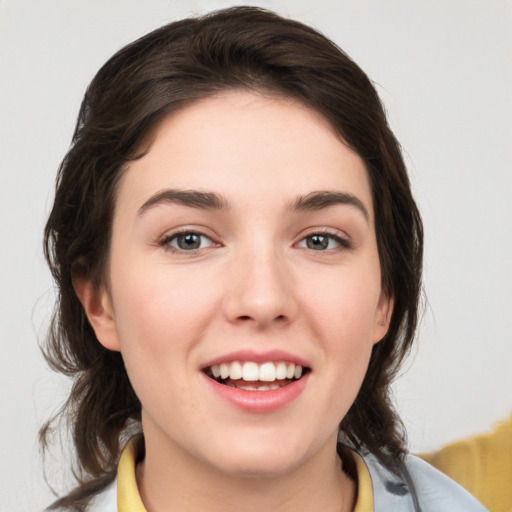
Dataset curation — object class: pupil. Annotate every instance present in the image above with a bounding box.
[307,235,328,250]
[178,233,200,249]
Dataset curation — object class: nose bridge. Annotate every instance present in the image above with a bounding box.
[224,237,296,326]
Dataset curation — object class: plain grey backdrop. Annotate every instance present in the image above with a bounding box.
[1,0,511,510]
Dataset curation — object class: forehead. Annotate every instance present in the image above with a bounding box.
[116,91,373,218]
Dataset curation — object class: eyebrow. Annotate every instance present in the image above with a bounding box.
[137,188,369,222]
[138,189,230,215]
[288,191,369,222]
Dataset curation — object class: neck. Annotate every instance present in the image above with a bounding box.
[136,428,356,512]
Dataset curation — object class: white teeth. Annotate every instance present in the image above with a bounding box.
[238,385,259,391]
[220,363,229,380]
[209,361,306,383]
[242,361,259,381]
[230,361,243,380]
[286,363,296,379]
[236,383,281,391]
[276,362,287,380]
[259,362,276,382]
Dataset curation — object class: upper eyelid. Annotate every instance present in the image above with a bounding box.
[296,227,350,241]
[159,226,218,241]
[160,228,348,240]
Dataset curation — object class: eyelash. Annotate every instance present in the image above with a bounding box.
[297,230,352,252]
[159,230,217,253]
[158,229,351,254]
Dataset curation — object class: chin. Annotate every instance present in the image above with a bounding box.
[215,453,303,479]
[202,433,311,479]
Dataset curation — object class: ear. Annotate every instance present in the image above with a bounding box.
[373,291,394,344]
[73,276,121,351]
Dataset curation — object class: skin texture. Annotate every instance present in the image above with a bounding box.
[76,91,393,512]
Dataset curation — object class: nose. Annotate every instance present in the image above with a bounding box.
[222,246,298,329]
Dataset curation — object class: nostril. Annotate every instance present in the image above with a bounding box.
[238,314,286,322]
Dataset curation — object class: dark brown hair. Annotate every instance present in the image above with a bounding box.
[41,6,423,509]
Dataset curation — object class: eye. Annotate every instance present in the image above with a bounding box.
[297,233,349,251]
[161,231,215,252]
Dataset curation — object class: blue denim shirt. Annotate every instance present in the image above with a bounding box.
[358,449,488,511]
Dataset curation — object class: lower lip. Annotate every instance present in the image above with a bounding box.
[202,372,310,413]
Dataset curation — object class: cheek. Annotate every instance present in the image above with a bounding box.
[110,259,220,364]
[109,265,213,413]
[306,273,381,338]
[302,269,381,388]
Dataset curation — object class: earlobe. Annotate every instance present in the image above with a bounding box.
[73,276,121,352]
[373,292,394,344]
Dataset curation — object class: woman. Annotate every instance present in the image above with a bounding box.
[41,6,486,511]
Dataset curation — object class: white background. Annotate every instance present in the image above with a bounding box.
[1,0,510,510]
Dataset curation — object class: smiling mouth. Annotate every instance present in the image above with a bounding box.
[203,361,310,391]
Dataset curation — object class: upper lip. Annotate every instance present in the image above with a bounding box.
[200,349,311,370]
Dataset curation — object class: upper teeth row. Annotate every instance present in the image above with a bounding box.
[210,361,303,382]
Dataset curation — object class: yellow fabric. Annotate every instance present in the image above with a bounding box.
[116,438,374,511]
[117,437,147,512]
[421,415,512,512]
[352,451,374,512]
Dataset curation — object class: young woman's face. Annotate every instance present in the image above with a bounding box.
[93,91,392,478]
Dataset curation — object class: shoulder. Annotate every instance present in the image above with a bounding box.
[403,454,488,512]
[84,479,117,512]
